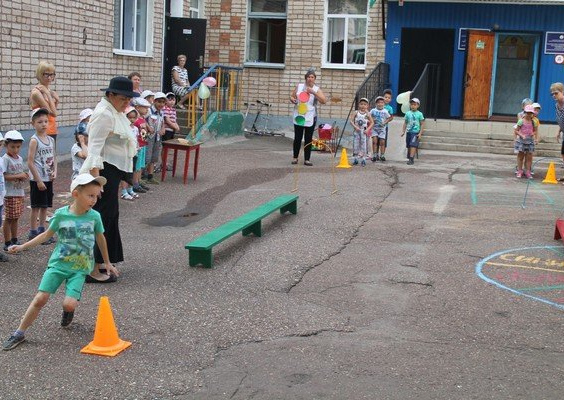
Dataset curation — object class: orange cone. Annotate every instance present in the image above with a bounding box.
[81,296,131,357]
[543,162,558,184]
[336,148,352,169]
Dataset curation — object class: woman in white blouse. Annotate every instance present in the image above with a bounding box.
[171,54,191,108]
[81,76,139,283]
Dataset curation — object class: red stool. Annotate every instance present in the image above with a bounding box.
[161,139,201,184]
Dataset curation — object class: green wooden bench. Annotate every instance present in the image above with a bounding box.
[185,194,298,268]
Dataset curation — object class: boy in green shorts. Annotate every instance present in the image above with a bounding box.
[2,173,118,351]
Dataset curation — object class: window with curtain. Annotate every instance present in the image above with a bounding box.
[114,0,152,54]
[324,0,368,67]
[246,0,287,66]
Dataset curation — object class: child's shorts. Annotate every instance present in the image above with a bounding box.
[38,268,87,300]
[515,140,534,153]
[4,196,24,219]
[371,129,386,139]
[406,132,420,148]
[30,181,53,208]
[136,146,147,171]
[145,137,162,165]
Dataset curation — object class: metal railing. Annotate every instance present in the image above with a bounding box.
[335,62,391,153]
[411,63,440,121]
[184,64,243,139]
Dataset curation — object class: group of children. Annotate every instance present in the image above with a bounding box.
[514,98,541,179]
[350,89,424,166]
[72,90,180,201]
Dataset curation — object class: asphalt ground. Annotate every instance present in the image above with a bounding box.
[1,122,563,399]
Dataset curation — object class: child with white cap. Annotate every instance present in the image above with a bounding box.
[141,90,155,105]
[145,92,167,183]
[2,173,117,351]
[401,98,425,165]
[75,108,93,156]
[2,130,28,254]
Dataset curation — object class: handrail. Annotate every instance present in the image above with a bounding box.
[410,63,440,121]
[335,62,391,154]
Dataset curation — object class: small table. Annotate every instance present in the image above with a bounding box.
[161,139,201,184]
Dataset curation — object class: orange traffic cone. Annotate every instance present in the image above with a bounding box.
[543,162,558,184]
[336,148,352,169]
[81,296,131,357]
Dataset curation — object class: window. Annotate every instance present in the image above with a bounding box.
[190,0,201,18]
[113,0,154,56]
[245,0,287,67]
[323,0,368,68]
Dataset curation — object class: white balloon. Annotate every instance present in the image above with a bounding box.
[396,91,411,104]
[401,102,410,114]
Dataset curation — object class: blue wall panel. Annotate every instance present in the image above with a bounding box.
[385,2,564,121]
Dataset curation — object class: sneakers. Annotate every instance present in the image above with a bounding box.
[353,158,359,165]
[139,181,150,191]
[146,177,160,184]
[516,169,523,178]
[61,311,74,327]
[28,231,38,241]
[372,155,379,162]
[121,193,134,201]
[2,334,25,351]
[525,170,533,179]
[380,155,386,162]
[132,186,146,194]
[361,159,366,167]
[407,159,415,165]
[127,190,140,199]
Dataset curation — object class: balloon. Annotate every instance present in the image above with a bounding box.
[202,77,217,87]
[297,103,308,115]
[298,91,310,103]
[401,102,410,114]
[294,116,306,126]
[396,91,411,104]
[198,83,210,100]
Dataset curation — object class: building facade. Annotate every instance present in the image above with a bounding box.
[385,0,564,122]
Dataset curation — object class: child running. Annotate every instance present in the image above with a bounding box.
[2,130,28,254]
[401,98,425,165]
[2,174,116,351]
[27,108,57,243]
[350,97,374,166]
[515,104,539,179]
[370,96,392,162]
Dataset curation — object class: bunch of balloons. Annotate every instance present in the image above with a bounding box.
[294,91,310,126]
[396,91,412,113]
[197,76,217,100]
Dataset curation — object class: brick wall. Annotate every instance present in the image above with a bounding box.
[204,0,386,121]
[0,0,165,132]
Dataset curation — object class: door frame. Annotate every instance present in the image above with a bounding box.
[489,32,541,116]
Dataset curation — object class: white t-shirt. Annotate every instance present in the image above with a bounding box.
[2,154,25,197]
[71,143,85,180]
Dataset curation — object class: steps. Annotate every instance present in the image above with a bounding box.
[419,119,561,157]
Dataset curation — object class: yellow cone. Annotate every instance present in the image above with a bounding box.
[81,296,131,357]
[336,148,352,169]
[543,162,558,184]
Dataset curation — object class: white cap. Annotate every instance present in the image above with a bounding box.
[70,173,107,192]
[78,108,93,123]
[410,98,420,104]
[532,102,541,109]
[141,90,155,99]
[125,106,137,115]
[154,91,167,100]
[4,130,23,141]
[133,97,151,107]
[30,108,49,121]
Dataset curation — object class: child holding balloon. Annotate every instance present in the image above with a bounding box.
[350,98,374,166]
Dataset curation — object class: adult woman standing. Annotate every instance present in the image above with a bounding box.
[81,77,139,283]
[290,69,327,166]
[128,71,143,95]
[551,82,564,176]
[30,61,60,141]
[171,54,191,108]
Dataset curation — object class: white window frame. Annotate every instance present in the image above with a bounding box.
[244,0,287,69]
[113,0,155,57]
[189,0,204,18]
[322,0,368,70]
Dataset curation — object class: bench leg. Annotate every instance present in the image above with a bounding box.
[242,220,262,237]
[280,200,298,215]
[189,248,213,268]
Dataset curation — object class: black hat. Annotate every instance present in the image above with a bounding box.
[100,76,140,98]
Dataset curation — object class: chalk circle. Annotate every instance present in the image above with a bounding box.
[298,91,310,103]
[294,116,306,126]
[297,103,308,115]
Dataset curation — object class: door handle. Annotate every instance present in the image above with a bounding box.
[196,55,203,68]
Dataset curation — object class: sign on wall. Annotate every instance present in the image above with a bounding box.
[545,32,564,54]
[458,28,490,51]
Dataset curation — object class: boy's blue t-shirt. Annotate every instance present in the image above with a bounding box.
[404,110,425,133]
[47,206,104,274]
[384,104,394,115]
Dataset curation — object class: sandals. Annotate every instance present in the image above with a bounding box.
[121,193,134,201]
[304,161,313,166]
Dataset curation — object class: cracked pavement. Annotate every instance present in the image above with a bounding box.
[1,122,564,399]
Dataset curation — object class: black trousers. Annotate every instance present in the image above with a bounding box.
[93,162,126,264]
[293,123,315,161]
